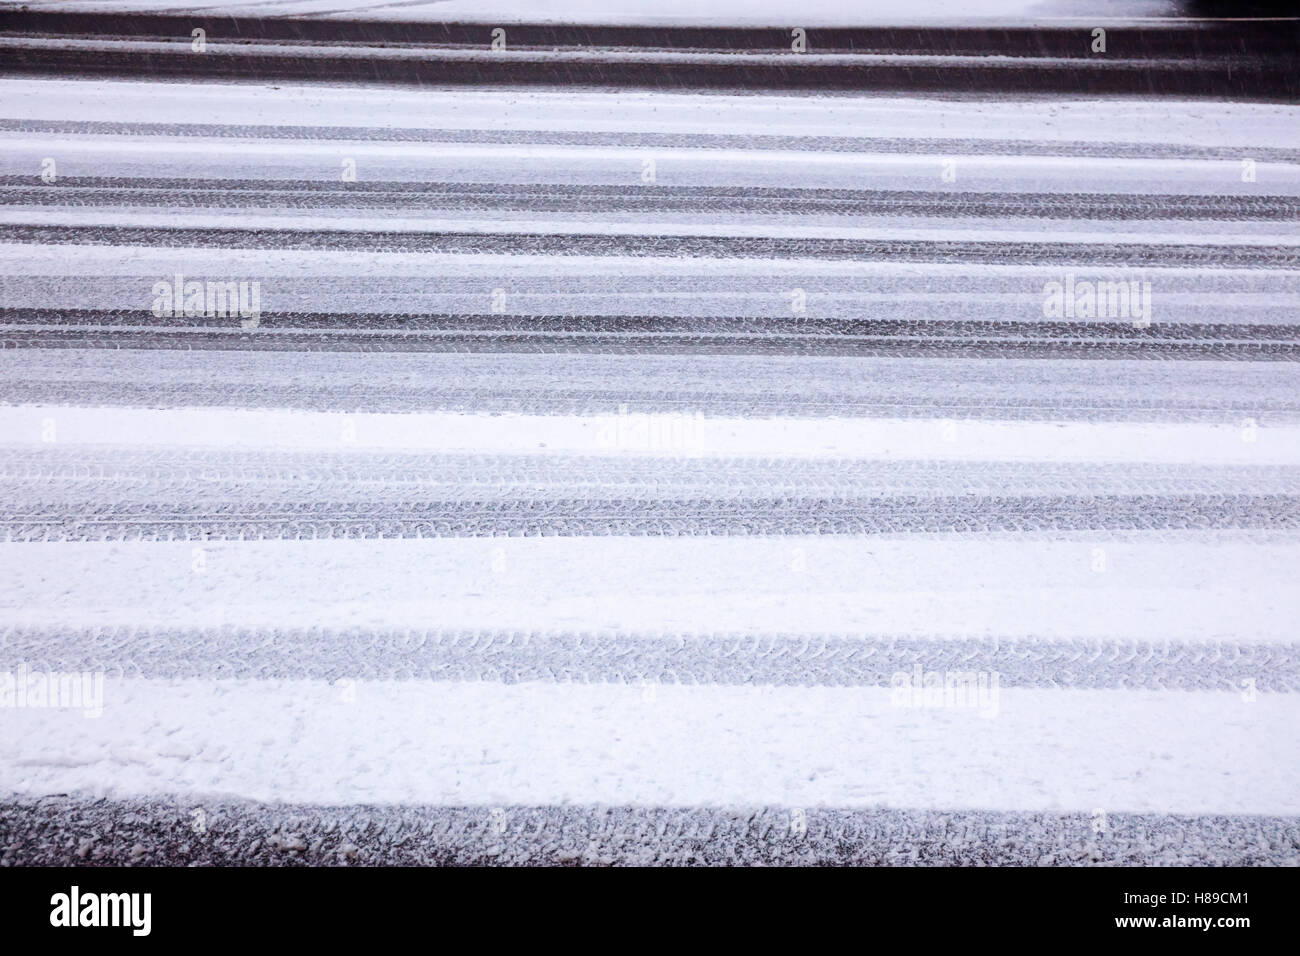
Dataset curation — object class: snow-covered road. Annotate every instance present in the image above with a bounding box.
[0,66,1297,864]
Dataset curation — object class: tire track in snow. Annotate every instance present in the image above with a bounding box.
[4,493,1299,541]
[4,350,1297,422]
[2,627,1295,690]
[8,178,1300,220]
[3,121,1298,162]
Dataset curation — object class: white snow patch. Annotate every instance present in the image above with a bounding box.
[3,679,1295,814]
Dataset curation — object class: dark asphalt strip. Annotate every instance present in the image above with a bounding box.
[2,225,1295,267]
[4,329,1296,360]
[8,181,1300,220]
[5,493,1298,540]
[2,799,1293,865]
[4,310,1295,341]
[0,41,1294,96]
[1,14,1294,57]
[0,382,1290,422]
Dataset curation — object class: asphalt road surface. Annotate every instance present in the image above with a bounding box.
[0,8,1297,865]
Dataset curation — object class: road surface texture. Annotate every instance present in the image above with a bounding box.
[0,2,1298,865]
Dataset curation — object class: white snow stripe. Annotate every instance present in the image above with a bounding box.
[3,78,1298,150]
[5,141,1298,198]
[1,406,1294,463]
[1,537,1294,642]
[3,679,1296,814]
